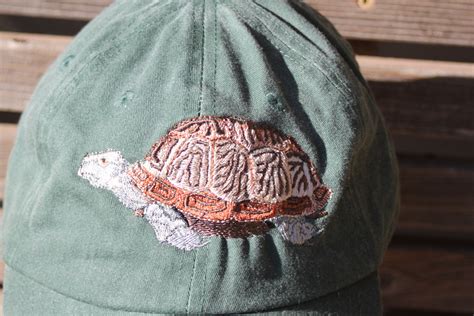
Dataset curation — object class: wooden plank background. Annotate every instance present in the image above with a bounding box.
[0,1,473,315]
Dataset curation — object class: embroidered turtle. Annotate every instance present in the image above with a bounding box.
[78,116,332,250]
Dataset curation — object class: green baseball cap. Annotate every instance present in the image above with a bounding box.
[2,0,399,314]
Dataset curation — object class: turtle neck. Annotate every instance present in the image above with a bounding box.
[110,167,150,211]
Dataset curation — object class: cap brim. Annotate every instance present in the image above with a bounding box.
[3,264,381,315]
[265,271,382,315]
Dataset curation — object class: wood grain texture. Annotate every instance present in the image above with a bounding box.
[381,245,474,313]
[0,32,70,113]
[0,0,111,20]
[0,258,3,285]
[398,163,474,241]
[358,56,474,159]
[0,0,472,46]
[0,207,3,290]
[358,55,474,81]
[0,124,16,202]
[307,0,474,46]
[1,32,473,157]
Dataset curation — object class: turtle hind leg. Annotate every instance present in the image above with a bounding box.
[270,216,317,245]
[166,229,209,251]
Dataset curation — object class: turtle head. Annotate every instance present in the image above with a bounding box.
[78,150,129,189]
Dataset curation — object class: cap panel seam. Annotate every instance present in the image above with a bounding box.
[224,0,365,141]
[248,0,355,95]
[223,1,368,152]
[226,0,353,102]
[185,0,205,312]
[35,0,184,164]
[5,3,199,314]
[259,0,368,88]
[38,0,179,122]
[197,0,206,117]
[226,0,372,171]
[185,252,199,313]
[213,0,218,113]
[199,0,219,312]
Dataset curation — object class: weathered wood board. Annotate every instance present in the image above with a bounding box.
[0,124,15,200]
[0,32,70,113]
[308,0,474,46]
[381,245,474,313]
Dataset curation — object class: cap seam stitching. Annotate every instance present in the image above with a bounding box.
[36,0,183,163]
[185,251,199,313]
[226,0,352,102]
[227,0,368,149]
[213,0,218,113]
[185,0,206,312]
[200,0,218,312]
[23,0,175,163]
[197,0,206,117]
[39,0,178,121]
[248,0,354,95]
[261,0,368,88]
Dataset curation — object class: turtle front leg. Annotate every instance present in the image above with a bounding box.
[270,216,317,245]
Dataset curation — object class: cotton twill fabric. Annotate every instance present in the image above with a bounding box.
[3,265,382,315]
[2,0,399,314]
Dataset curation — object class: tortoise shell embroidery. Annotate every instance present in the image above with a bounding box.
[78,116,332,250]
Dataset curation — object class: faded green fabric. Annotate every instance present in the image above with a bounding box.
[3,0,399,314]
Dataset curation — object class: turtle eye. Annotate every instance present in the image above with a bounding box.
[98,157,109,167]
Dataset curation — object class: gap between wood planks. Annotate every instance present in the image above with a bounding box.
[381,243,474,314]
